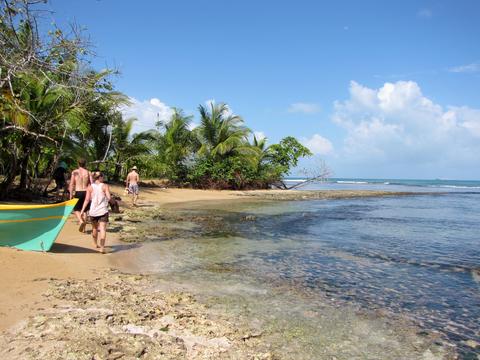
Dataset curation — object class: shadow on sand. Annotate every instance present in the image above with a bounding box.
[108,243,141,253]
[50,242,140,254]
[50,243,98,254]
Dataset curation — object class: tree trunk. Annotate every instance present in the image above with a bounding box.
[18,137,36,190]
[0,153,18,200]
[113,162,122,182]
[42,151,61,194]
[18,153,30,190]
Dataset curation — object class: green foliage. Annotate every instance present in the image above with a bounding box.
[110,117,157,180]
[0,1,317,196]
[0,0,122,196]
[268,136,313,176]
[196,103,251,160]
[183,135,312,190]
[156,108,195,183]
[187,156,266,190]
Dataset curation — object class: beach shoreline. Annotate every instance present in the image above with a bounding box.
[0,187,454,359]
[0,186,245,332]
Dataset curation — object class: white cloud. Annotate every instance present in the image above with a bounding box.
[331,81,480,172]
[449,63,480,73]
[120,97,173,134]
[417,8,432,18]
[288,102,321,114]
[302,134,334,155]
[188,122,199,131]
[253,131,266,140]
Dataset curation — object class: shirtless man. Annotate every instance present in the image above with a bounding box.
[125,166,140,206]
[69,158,92,232]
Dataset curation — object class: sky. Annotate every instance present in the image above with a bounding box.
[48,0,480,179]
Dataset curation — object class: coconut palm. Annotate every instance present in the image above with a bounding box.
[196,102,252,160]
[110,117,157,180]
[79,87,131,162]
[157,108,195,181]
[1,71,86,191]
[250,134,270,169]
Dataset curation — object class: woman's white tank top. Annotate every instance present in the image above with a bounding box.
[89,183,109,217]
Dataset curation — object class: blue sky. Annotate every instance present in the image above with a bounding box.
[49,0,480,179]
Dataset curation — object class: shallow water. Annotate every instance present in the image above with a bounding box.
[127,190,480,359]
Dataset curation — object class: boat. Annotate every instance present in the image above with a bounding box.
[0,199,78,251]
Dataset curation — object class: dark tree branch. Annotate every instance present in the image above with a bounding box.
[0,125,58,144]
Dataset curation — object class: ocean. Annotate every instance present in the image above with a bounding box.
[127,179,480,358]
[285,177,480,192]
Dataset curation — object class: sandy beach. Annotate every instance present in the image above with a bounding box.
[0,187,453,359]
[0,187,243,331]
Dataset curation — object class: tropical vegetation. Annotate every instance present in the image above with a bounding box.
[0,0,316,200]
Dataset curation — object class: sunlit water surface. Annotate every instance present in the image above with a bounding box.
[126,183,480,359]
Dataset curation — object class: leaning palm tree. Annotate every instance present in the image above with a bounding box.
[196,102,252,160]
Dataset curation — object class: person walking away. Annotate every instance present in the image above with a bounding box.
[80,172,111,254]
[69,158,91,232]
[125,166,140,206]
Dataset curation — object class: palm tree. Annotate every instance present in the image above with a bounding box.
[157,108,195,181]
[196,102,251,160]
[1,71,86,190]
[250,134,270,169]
[111,117,156,181]
[80,88,130,162]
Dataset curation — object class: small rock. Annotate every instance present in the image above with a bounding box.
[464,339,479,348]
[109,351,125,360]
[242,331,263,340]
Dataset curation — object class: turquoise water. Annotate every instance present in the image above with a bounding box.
[133,180,480,358]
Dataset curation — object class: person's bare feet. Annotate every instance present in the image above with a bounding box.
[99,247,106,254]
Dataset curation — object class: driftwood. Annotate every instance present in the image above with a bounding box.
[273,158,333,190]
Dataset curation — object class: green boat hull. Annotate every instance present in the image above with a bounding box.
[0,199,78,252]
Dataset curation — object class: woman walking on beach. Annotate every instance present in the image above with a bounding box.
[80,172,111,254]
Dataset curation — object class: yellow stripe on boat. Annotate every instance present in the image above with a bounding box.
[0,215,67,224]
[0,198,78,211]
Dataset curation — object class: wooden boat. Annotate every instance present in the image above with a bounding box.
[0,199,78,251]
